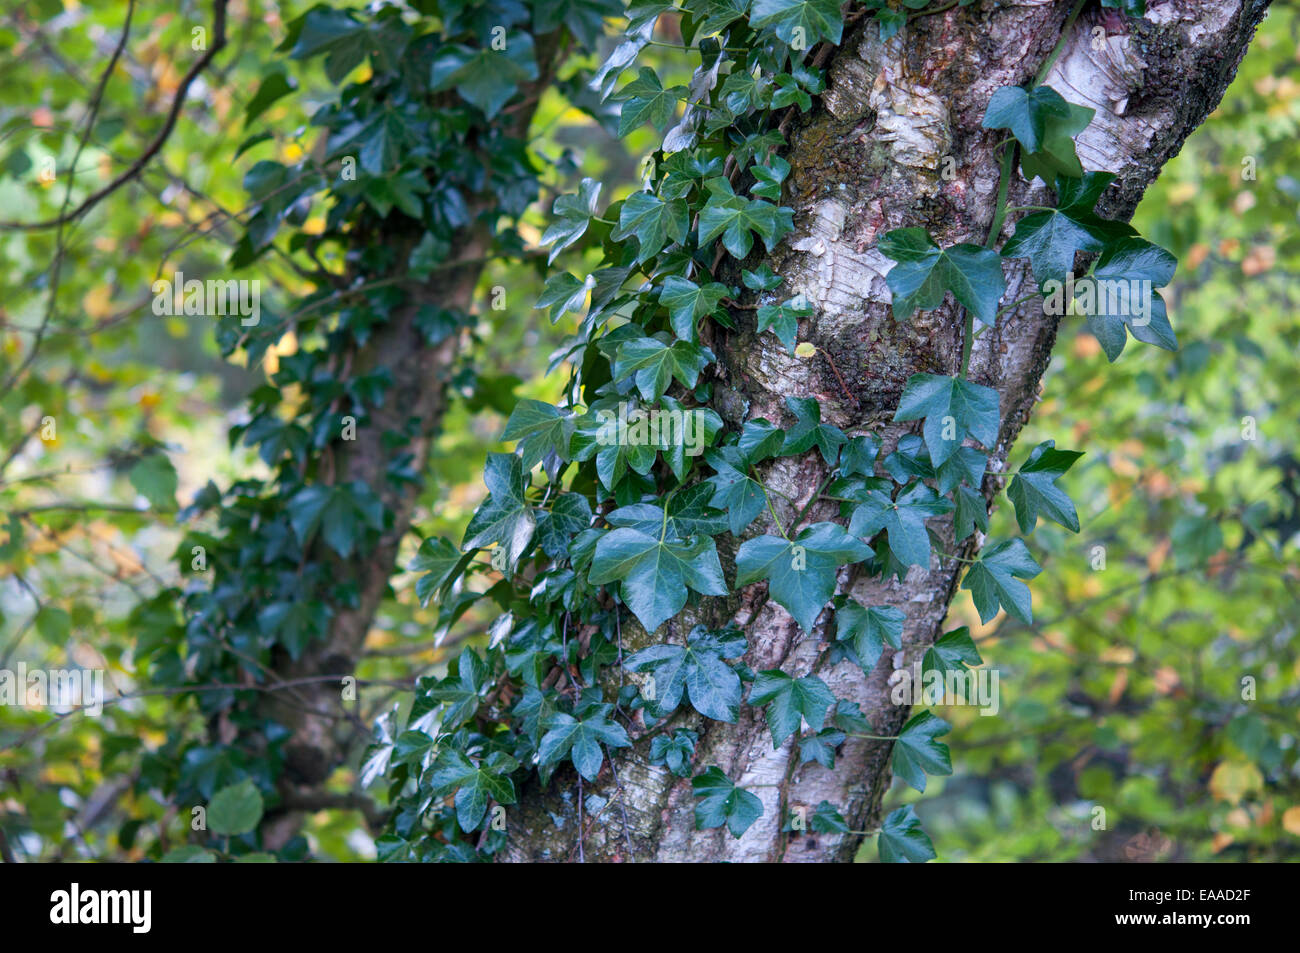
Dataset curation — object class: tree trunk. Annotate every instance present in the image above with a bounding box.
[255,34,565,848]
[503,0,1270,862]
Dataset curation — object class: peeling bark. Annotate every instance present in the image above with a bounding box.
[504,0,1270,863]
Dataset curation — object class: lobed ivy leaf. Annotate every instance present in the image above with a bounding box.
[893,372,1000,466]
[692,766,763,838]
[649,729,699,777]
[612,190,690,263]
[616,67,686,136]
[848,481,953,569]
[658,276,728,342]
[589,527,728,633]
[538,706,631,782]
[1000,172,1135,286]
[781,395,846,465]
[698,177,794,260]
[613,333,715,401]
[703,446,769,535]
[756,295,811,354]
[878,804,936,863]
[502,399,574,469]
[751,0,844,46]
[1007,440,1084,533]
[879,228,1006,326]
[961,537,1042,624]
[748,669,837,747]
[427,750,519,832]
[735,522,873,633]
[624,624,745,722]
[891,710,952,793]
[923,626,983,679]
[834,599,905,671]
[541,178,603,264]
[463,453,535,568]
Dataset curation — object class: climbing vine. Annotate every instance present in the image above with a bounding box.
[367,0,1179,863]
[137,1,619,860]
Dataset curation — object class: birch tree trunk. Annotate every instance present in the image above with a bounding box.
[503,0,1271,862]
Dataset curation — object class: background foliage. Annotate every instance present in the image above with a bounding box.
[0,0,1296,861]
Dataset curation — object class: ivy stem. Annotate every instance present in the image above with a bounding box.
[850,732,899,741]
[1034,0,1089,89]
[787,473,835,536]
[758,476,793,542]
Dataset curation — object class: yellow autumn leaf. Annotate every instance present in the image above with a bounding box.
[1282,806,1300,836]
[1209,761,1263,805]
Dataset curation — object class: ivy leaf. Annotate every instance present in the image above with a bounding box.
[1101,0,1146,18]
[893,372,1000,466]
[834,599,904,671]
[923,626,983,679]
[288,8,370,82]
[616,67,685,136]
[891,710,952,793]
[750,156,791,200]
[207,780,264,837]
[658,276,728,342]
[536,493,594,559]
[613,333,715,401]
[1000,172,1135,286]
[704,446,769,535]
[781,396,846,465]
[751,0,844,46]
[537,272,594,322]
[839,434,882,478]
[258,600,332,660]
[541,178,602,264]
[749,670,836,747]
[935,445,987,495]
[953,484,989,542]
[799,727,847,768]
[756,295,811,354]
[287,481,384,558]
[539,707,632,782]
[428,649,489,728]
[1007,440,1084,533]
[739,418,786,464]
[878,804,936,863]
[981,85,1077,155]
[427,750,519,832]
[613,191,689,262]
[589,528,728,633]
[649,729,699,777]
[429,35,539,118]
[962,537,1042,624]
[625,624,745,722]
[606,483,728,540]
[1080,237,1179,360]
[245,71,295,127]
[811,800,850,833]
[879,228,1006,327]
[692,766,763,838]
[462,453,535,568]
[129,453,178,509]
[848,482,953,569]
[736,522,872,633]
[502,400,574,469]
[698,177,793,260]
